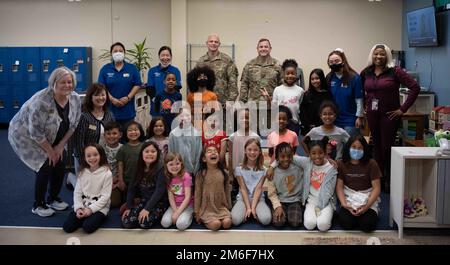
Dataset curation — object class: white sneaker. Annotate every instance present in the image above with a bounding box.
[47,198,69,211]
[32,206,55,217]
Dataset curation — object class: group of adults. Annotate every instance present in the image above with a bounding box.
[8,34,419,217]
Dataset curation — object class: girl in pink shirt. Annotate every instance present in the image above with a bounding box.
[267,105,299,163]
[161,153,194,230]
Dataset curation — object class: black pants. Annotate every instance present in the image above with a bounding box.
[34,158,66,208]
[338,207,378,232]
[122,200,167,229]
[63,211,106,234]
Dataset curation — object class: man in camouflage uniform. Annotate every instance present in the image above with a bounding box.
[196,34,239,133]
[240,38,282,136]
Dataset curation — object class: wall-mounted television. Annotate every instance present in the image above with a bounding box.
[406,6,438,47]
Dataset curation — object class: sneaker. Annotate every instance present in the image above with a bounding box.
[32,206,55,217]
[47,198,69,211]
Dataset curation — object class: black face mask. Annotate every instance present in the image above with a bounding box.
[329,63,343,72]
[197,79,208,87]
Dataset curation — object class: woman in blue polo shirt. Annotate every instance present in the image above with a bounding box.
[326,49,364,137]
[98,42,142,127]
[146,46,182,117]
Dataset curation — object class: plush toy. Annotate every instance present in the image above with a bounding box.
[434,130,450,145]
[434,130,450,156]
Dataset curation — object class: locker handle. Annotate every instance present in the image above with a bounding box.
[0,100,4,108]
[0,64,3,72]
[12,65,19,72]
[57,59,64,67]
[43,62,49,72]
[72,63,79,72]
[27,64,33,72]
[13,100,20,109]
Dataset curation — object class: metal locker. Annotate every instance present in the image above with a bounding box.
[0,47,9,123]
[9,47,40,115]
[8,47,26,118]
[69,47,92,93]
[40,47,58,90]
[24,47,41,98]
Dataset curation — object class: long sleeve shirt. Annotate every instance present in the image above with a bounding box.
[74,166,112,215]
[126,167,167,211]
[361,66,420,114]
[168,125,202,175]
[196,51,239,103]
[8,87,81,172]
[71,110,115,158]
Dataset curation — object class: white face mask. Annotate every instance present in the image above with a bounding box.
[112,52,124,63]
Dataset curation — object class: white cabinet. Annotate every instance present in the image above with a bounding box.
[399,92,435,115]
[390,147,450,238]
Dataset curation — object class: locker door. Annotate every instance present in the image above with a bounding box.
[70,47,92,93]
[9,47,26,117]
[0,47,9,123]
[24,47,41,99]
[40,47,58,89]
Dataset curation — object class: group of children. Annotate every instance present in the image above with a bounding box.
[63,60,382,234]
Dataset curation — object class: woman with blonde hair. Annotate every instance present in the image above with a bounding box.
[9,66,82,217]
[360,44,420,192]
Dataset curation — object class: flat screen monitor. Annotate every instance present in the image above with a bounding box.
[406,6,438,47]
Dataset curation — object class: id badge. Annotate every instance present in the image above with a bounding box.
[371,99,379,111]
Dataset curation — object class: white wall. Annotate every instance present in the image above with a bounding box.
[0,0,403,88]
[0,0,171,83]
[187,0,403,88]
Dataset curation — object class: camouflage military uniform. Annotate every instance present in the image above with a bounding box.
[240,56,282,102]
[240,56,282,137]
[196,52,239,104]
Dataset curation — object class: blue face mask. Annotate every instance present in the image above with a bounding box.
[350,148,364,160]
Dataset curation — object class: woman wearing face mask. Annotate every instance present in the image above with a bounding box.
[8,67,81,217]
[360,44,419,193]
[336,135,381,232]
[98,42,142,128]
[186,66,220,131]
[146,46,182,117]
[326,49,364,137]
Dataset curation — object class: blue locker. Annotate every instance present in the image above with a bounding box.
[68,47,92,93]
[40,47,92,93]
[24,47,41,97]
[0,46,92,123]
[0,47,9,123]
[8,47,40,117]
[40,47,58,90]
[8,47,26,117]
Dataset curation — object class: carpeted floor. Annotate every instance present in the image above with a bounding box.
[0,128,392,230]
